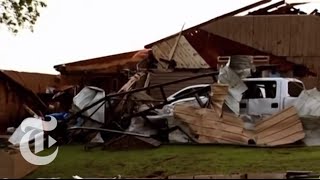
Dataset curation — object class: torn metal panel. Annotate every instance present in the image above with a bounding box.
[151,35,210,70]
[228,55,255,79]
[72,86,106,124]
[254,106,305,146]
[218,66,248,115]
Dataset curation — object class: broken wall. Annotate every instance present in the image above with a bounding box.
[0,80,27,134]
[1,70,59,93]
[0,71,58,134]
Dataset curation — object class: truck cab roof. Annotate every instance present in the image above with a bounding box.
[243,77,303,83]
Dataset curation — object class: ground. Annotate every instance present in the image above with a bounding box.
[26,144,320,178]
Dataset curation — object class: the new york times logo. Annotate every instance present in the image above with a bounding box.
[9,116,59,166]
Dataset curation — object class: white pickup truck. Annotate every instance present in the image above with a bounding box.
[240,77,305,116]
[150,77,305,118]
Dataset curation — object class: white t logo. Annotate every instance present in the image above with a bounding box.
[9,116,59,166]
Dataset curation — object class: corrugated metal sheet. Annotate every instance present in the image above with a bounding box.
[152,35,210,70]
[200,15,320,57]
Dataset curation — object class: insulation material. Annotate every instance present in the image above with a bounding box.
[72,86,105,124]
[218,66,247,115]
[292,88,320,146]
[127,117,157,136]
[90,132,104,143]
[168,129,191,143]
[174,105,305,146]
[294,88,320,118]
[301,117,320,146]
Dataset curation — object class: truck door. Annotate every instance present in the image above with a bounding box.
[244,80,281,116]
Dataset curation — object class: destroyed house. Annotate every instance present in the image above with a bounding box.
[144,0,320,89]
[53,50,149,94]
[142,0,316,99]
[0,70,59,134]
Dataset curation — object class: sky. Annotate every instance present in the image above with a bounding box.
[0,0,319,75]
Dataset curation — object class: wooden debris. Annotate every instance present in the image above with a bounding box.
[174,105,305,146]
[255,106,305,147]
[209,83,229,117]
[174,105,251,145]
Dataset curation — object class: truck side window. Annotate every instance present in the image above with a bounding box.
[243,81,277,99]
[288,82,304,97]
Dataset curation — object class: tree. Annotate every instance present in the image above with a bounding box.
[0,0,47,33]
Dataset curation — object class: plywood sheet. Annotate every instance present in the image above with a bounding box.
[152,35,210,70]
[174,105,305,147]
[174,105,251,145]
[201,15,320,57]
[255,106,305,146]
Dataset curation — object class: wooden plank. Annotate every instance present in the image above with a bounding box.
[255,106,297,132]
[256,114,300,139]
[257,121,302,144]
[255,106,305,146]
[289,16,304,56]
[174,105,250,145]
[302,16,313,56]
[153,35,210,69]
[306,16,320,56]
[252,16,267,52]
[269,132,305,146]
[231,17,242,43]
[277,16,291,56]
[209,83,229,117]
[265,16,276,55]
[315,17,320,56]
[173,105,304,147]
[240,16,254,46]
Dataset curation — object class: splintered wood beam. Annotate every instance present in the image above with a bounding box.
[248,0,285,15]
[145,0,271,48]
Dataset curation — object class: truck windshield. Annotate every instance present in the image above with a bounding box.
[288,81,304,97]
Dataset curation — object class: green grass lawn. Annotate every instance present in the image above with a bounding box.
[26,144,320,178]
